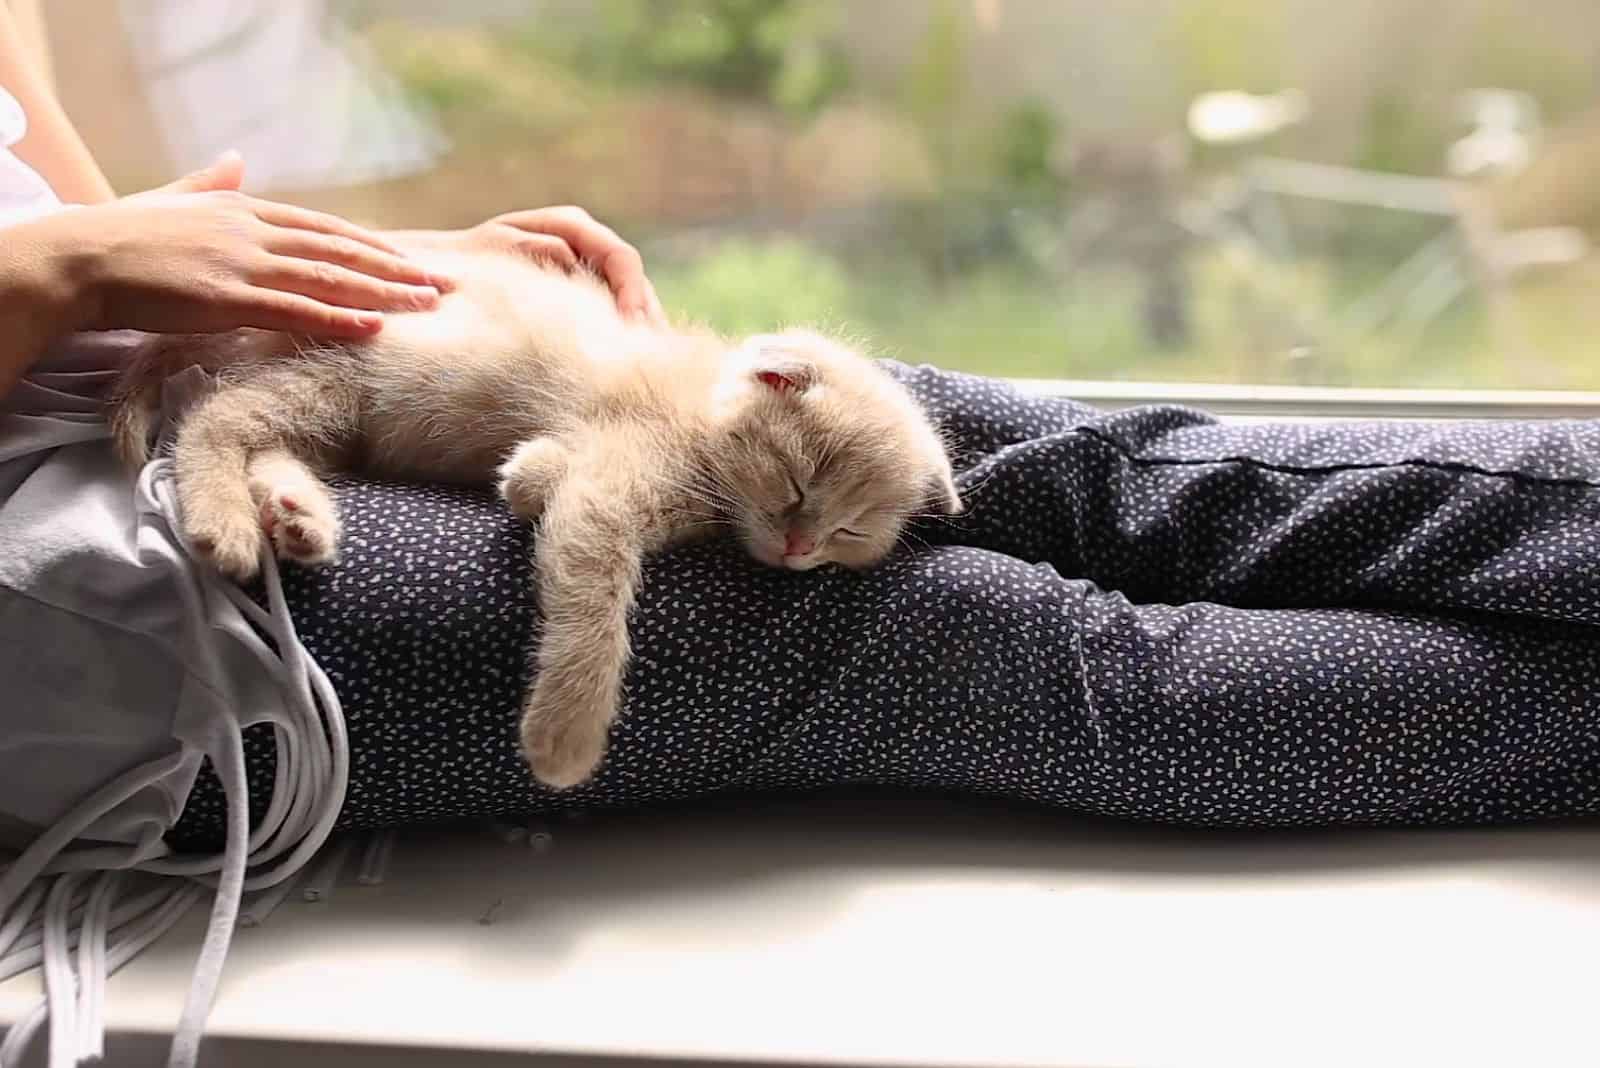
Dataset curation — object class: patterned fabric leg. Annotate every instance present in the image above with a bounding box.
[168,365,1600,849]
[901,363,1600,623]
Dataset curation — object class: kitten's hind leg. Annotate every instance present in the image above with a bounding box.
[249,450,341,568]
[174,366,356,582]
[176,393,273,582]
[498,436,570,521]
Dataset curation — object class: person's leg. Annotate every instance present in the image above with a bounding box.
[895,363,1600,625]
[168,479,1600,851]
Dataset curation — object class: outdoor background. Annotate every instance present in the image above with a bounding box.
[34,0,1600,389]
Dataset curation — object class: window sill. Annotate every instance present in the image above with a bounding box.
[4,801,1595,1068]
[1011,378,1600,421]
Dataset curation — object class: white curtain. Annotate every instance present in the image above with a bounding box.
[117,0,446,194]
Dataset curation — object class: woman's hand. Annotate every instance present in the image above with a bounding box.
[22,154,449,340]
[395,206,666,326]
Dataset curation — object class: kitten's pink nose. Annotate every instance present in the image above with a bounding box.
[783,532,815,558]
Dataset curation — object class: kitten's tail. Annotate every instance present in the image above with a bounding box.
[105,331,210,471]
[107,384,161,470]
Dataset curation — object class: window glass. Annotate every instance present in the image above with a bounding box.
[51,0,1600,389]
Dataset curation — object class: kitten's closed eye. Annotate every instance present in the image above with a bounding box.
[834,527,867,540]
[765,471,805,520]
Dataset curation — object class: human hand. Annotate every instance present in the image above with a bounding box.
[398,206,666,326]
[45,153,448,339]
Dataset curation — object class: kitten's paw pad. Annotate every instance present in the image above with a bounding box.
[521,712,607,791]
[187,518,263,583]
[260,492,339,567]
[498,437,570,521]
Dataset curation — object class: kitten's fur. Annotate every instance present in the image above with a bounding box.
[108,248,962,789]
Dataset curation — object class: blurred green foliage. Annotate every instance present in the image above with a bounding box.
[515,0,850,117]
[351,0,1600,390]
[652,238,856,336]
[993,100,1064,198]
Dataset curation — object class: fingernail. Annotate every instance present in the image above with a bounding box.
[411,285,441,309]
[427,272,458,292]
[356,313,383,330]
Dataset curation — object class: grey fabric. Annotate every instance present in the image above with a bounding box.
[0,335,348,1067]
[2,349,212,845]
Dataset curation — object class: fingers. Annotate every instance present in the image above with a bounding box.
[229,289,385,338]
[153,150,245,195]
[491,207,665,324]
[481,226,579,271]
[248,198,456,292]
[601,252,665,325]
[133,173,434,287]
[251,199,411,258]
[204,151,246,193]
[257,255,442,315]
[638,282,667,328]
[493,206,628,267]
[265,229,446,290]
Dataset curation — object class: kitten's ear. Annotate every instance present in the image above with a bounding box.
[753,358,816,396]
[743,335,818,396]
[929,466,964,515]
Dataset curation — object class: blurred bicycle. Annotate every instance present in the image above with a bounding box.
[1046,87,1591,384]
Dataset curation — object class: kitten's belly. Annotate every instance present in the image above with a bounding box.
[355,381,551,484]
[360,427,516,484]
[349,349,562,482]
[333,253,668,483]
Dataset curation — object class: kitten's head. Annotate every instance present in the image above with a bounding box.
[708,328,962,571]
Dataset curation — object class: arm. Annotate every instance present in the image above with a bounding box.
[0,3,113,203]
[1,165,457,403]
[0,212,83,399]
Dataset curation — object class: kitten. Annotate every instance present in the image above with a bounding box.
[108,247,963,789]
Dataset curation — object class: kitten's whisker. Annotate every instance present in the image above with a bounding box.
[683,481,739,505]
[684,487,741,513]
[674,484,739,512]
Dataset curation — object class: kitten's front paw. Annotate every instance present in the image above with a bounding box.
[498,437,570,521]
[186,511,264,583]
[259,487,340,568]
[520,700,608,790]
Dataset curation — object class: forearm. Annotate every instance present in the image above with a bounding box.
[0,217,87,400]
[0,4,113,204]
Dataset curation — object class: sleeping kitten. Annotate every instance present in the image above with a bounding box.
[108,247,962,789]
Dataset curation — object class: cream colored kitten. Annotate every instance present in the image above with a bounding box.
[109,248,962,789]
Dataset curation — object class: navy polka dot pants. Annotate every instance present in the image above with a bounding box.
[170,363,1600,848]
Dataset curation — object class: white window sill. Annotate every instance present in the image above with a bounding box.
[1012,379,1600,420]
[3,801,1597,1068]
